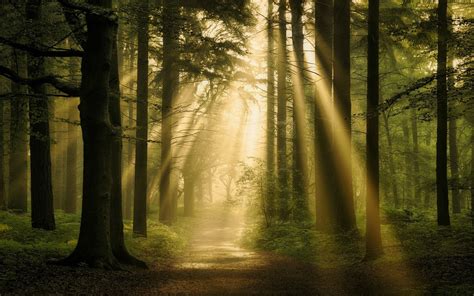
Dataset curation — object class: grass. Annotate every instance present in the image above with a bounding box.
[0,210,188,267]
[241,208,474,293]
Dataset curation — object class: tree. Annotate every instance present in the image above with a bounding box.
[160,0,180,225]
[277,0,289,221]
[436,0,450,226]
[333,0,356,230]
[0,100,5,210]
[314,0,333,230]
[9,51,29,213]
[26,0,55,230]
[289,0,309,222]
[65,98,79,214]
[134,0,148,236]
[266,0,276,223]
[365,0,382,259]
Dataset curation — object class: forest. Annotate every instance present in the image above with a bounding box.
[0,0,473,294]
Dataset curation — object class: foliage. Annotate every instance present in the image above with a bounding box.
[0,211,188,269]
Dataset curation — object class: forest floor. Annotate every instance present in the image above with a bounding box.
[1,205,474,295]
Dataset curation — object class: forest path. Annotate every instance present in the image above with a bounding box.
[149,205,423,295]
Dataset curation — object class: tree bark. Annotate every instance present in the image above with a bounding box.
[402,120,412,207]
[314,0,334,230]
[289,0,309,222]
[0,100,5,210]
[277,0,289,221]
[365,0,382,259]
[449,117,460,213]
[411,109,421,207]
[9,51,29,212]
[160,0,179,225]
[26,0,56,230]
[266,0,276,223]
[59,0,119,268]
[124,31,136,220]
[109,29,146,268]
[65,54,79,214]
[382,113,399,208]
[134,0,148,236]
[333,0,356,230]
[436,0,450,226]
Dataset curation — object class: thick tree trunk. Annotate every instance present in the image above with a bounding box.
[277,0,289,221]
[289,0,309,222]
[382,113,399,208]
[333,0,356,230]
[436,0,450,226]
[314,0,334,230]
[160,0,179,225]
[365,0,382,259]
[134,0,148,236]
[59,0,119,268]
[9,51,29,212]
[266,0,276,223]
[27,0,56,231]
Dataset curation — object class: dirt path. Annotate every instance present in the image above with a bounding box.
[1,206,427,295]
[148,206,422,295]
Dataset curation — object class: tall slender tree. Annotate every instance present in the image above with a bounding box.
[134,0,148,236]
[26,0,55,230]
[277,0,289,221]
[289,0,308,221]
[0,100,5,210]
[266,0,276,222]
[160,0,180,225]
[9,51,28,212]
[436,0,450,226]
[365,0,382,259]
[314,0,333,230]
[333,0,356,230]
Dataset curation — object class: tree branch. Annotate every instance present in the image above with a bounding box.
[0,37,83,57]
[0,65,80,97]
[56,0,118,22]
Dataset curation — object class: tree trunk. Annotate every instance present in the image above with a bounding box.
[9,51,29,212]
[59,0,119,268]
[266,0,276,223]
[133,0,148,236]
[470,130,474,226]
[314,0,334,230]
[277,0,289,221]
[402,120,412,208]
[0,101,5,210]
[449,118,460,213]
[160,0,179,225]
[365,0,382,259]
[183,175,194,217]
[65,55,79,214]
[124,32,136,220]
[382,113,399,208]
[26,0,56,230]
[411,109,421,207]
[333,0,356,230]
[109,30,146,268]
[436,0,450,226]
[289,0,309,222]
